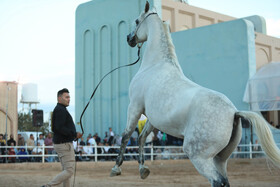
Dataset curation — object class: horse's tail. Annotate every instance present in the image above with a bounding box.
[235,111,280,168]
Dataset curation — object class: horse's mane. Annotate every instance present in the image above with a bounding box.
[161,21,182,72]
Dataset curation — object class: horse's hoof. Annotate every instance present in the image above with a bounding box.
[110,166,121,177]
[110,171,121,177]
[140,167,150,179]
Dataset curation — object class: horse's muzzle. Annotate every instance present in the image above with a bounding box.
[127,33,137,47]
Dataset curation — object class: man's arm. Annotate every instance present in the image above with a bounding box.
[76,132,83,139]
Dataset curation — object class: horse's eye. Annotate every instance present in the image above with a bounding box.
[135,20,139,25]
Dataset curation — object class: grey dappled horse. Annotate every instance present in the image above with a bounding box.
[110,2,280,186]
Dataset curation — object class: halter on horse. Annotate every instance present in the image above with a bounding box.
[110,2,280,186]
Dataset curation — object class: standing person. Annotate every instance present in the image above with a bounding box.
[87,135,97,154]
[7,134,16,146]
[17,134,25,146]
[0,134,6,146]
[94,133,101,145]
[79,137,86,146]
[41,88,82,187]
[44,133,54,162]
[103,131,109,143]
[108,127,115,145]
[26,134,35,155]
[0,134,6,157]
[109,127,114,137]
[37,134,45,146]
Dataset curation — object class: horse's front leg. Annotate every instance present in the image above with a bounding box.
[110,103,142,177]
[138,120,153,179]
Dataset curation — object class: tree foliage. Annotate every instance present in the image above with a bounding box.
[18,112,50,135]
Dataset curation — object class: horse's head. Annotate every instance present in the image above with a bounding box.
[127,1,157,47]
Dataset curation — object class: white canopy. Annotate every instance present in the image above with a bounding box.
[243,62,280,111]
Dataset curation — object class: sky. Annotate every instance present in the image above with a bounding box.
[0,0,279,122]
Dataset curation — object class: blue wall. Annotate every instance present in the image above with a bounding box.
[172,19,256,111]
[75,0,157,137]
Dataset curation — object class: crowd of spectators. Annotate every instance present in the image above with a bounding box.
[0,126,184,163]
[73,127,184,162]
[0,132,57,163]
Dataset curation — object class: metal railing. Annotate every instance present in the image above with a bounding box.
[0,143,279,163]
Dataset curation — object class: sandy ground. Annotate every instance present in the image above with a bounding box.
[0,159,279,187]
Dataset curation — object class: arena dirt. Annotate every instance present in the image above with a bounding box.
[0,159,279,187]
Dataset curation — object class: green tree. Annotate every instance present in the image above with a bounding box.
[18,112,49,135]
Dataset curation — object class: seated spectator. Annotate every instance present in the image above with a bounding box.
[17,148,28,162]
[103,131,109,143]
[88,135,97,153]
[52,149,59,162]
[8,142,16,163]
[32,142,44,162]
[110,143,118,160]
[97,142,104,160]
[115,135,122,146]
[73,140,85,161]
[32,142,43,154]
[83,142,93,160]
[167,135,183,146]
[126,139,137,160]
[104,142,113,160]
[159,131,167,146]
[73,140,79,161]
[76,137,86,161]
[145,131,154,159]
[146,131,154,146]
[253,139,262,158]
[130,129,139,146]
[74,141,88,161]
[79,137,86,146]
[152,130,160,146]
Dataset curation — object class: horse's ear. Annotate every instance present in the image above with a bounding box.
[145,1,150,13]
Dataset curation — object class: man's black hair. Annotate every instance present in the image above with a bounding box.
[57,88,69,97]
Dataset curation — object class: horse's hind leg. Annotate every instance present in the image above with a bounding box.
[138,120,153,179]
[184,136,231,186]
[110,103,143,177]
[214,118,242,178]
[189,156,230,187]
[185,119,241,187]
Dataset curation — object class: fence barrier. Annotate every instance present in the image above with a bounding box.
[0,143,279,163]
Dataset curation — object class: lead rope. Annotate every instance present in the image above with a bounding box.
[72,45,142,187]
